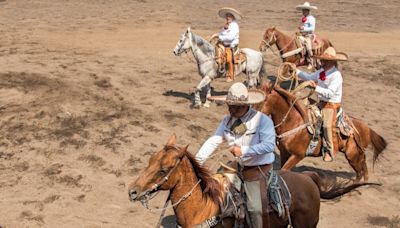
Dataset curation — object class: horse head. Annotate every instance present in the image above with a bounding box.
[259,26,277,52]
[128,134,187,202]
[173,27,192,56]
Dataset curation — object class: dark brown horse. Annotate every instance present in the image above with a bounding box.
[128,134,379,227]
[259,26,332,68]
[255,83,387,181]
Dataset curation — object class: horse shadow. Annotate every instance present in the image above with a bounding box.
[162,88,227,104]
[294,165,356,180]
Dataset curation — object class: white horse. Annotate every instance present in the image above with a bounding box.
[173,27,266,108]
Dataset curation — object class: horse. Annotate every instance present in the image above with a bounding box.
[255,82,387,182]
[259,26,332,69]
[128,134,379,228]
[173,27,265,108]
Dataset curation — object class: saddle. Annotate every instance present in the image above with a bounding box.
[215,44,247,67]
[295,34,324,56]
[305,103,356,154]
[215,162,292,227]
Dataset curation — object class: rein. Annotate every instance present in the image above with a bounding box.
[262,31,297,58]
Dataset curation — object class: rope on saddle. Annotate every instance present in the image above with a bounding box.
[275,62,298,92]
[267,171,292,223]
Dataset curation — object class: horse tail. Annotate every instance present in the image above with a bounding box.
[303,171,381,199]
[369,128,387,166]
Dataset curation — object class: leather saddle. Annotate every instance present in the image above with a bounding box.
[215,44,247,67]
[214,161,292,225]
[295,34,324,56]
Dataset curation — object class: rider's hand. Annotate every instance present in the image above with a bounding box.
[308,80,317,88]
[298,26,304,30]
[224,23,229,29]
[229,146,242,157]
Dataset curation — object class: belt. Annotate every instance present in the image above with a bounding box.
[319,101,341,110]
[242,164,273,181]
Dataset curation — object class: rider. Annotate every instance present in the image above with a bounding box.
[296,2,317,69]
[296,47,348,162]
[196,82,276,227]
[218,7,242,82]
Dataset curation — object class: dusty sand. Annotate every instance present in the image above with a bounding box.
[0,0,399,227]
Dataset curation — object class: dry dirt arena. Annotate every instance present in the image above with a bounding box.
[0,0,399,227]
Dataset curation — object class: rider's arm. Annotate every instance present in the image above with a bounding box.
[315,71,343,99]
[296,69,322,81]
[218,22,239,42]
[241,115,276,157]
[302,16,315,33]
[196,118,226,164]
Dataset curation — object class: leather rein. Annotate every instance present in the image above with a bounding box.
[261,31,297,57]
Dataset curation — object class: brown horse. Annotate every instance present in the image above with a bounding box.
[255,83,387,181]
[259,26,332,68]
[128,134,379,227]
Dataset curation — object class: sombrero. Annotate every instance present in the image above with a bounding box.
[218,7,243,21]
[208,82,265,105]
[295,2,318,10]
[314,47,348,61]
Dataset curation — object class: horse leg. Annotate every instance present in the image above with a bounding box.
[279,148,291,169]
[344,137,368,182]
[281,154,304,170]
[194,76,212,108]
[203,83,211,108]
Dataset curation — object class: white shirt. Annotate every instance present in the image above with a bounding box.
[297,67,343,103]
[301,15,316,34]
[196,108,276,166]
[219,21,239,48]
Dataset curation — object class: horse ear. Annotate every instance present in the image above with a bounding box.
[178,145,189,158]
[187,27,191,33]
[166,133,177,146]
[272,26,276,30]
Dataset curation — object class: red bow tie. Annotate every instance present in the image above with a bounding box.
[302,16,307,23]
[319,71,326,81]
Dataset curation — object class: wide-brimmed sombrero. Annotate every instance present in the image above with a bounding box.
[296,2,318,10]
[208,82,265,105]
[314,47,348,61]
[218,7,243,21]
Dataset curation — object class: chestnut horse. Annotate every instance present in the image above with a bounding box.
[128,134,379,227]
[255,83,387,181]
[259,26,332,68]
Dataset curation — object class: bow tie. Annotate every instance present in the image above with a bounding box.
[319,71,326,81]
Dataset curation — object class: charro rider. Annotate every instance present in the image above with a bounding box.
[296,47,348,162]
[196,82,276,227]
[218,7,242,82]
[296,2,318,69]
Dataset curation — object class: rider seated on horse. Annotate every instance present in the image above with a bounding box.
[218,7,242,82]
[296,47,348,162]
[296,2,317,70]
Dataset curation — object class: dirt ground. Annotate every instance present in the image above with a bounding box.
[0,0,399,227]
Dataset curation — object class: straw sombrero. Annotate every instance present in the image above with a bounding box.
[314,47,348,61]
[218,7,243,21]
[296,2,318,10]
[208,82,265,105]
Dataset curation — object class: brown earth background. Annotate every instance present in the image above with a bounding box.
[0,0,399,227]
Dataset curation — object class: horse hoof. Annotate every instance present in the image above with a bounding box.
[203,102,210,108]
[191,103,201,109]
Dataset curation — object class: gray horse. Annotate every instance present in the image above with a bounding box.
[173,27,266,108]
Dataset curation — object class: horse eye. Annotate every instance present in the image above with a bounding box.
[159,168,169,174]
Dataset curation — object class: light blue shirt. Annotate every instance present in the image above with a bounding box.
[297,67,343,103]
[301,15,316,34]
[196,108,276,166]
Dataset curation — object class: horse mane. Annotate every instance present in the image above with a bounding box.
[263,83,309,122]
[164,145,222,204]
[191,32,215,55]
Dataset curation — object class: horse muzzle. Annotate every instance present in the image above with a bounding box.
[128,188,140,201]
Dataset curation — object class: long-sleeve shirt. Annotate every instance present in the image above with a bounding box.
[300,15,316,34]
[296,67,343,103]
[219,21,239,48]
[196,108,276,166]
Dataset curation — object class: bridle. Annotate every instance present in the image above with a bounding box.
[137,146,201,211]
[261,31,277,51]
